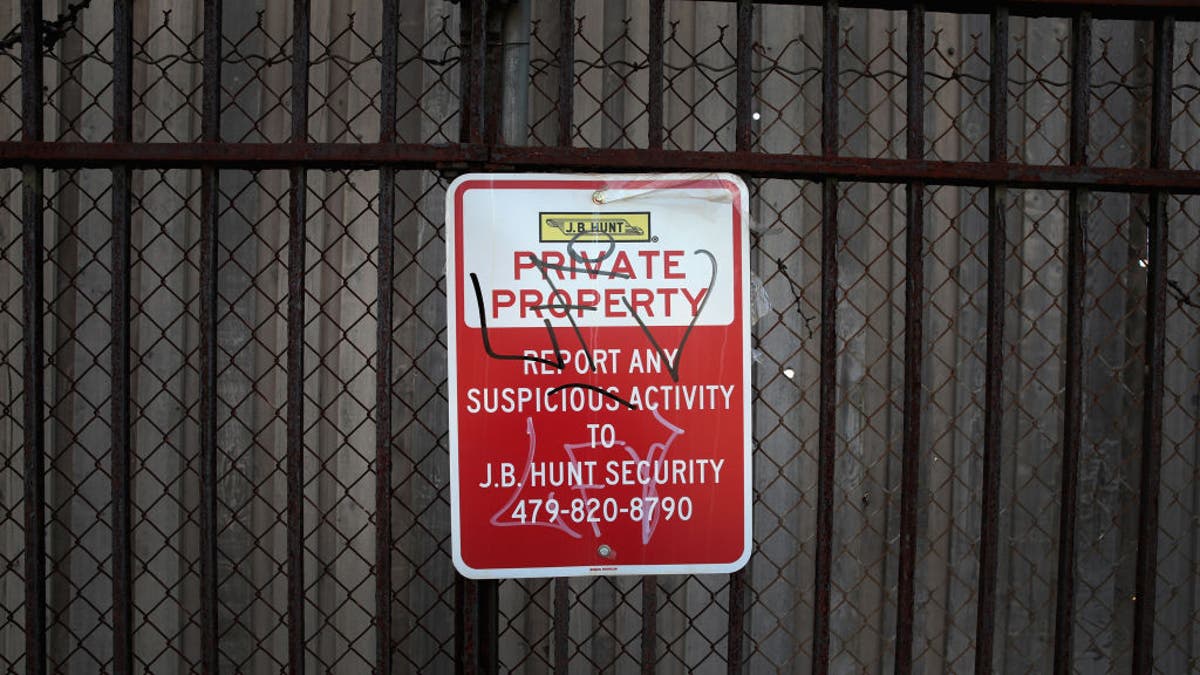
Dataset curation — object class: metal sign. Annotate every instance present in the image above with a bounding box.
[447,173,751,578]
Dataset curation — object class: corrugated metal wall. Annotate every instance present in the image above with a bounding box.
[0,1,1197,673]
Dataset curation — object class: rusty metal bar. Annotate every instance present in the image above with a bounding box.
[20,0,46,672]
[380,0,397,148]
[735,0,754,152]
[477,2,502,666]
[641,0,665,662]
[111,1,134,671]
[287,0,310,673]
[457,4,477,672]
[484,8,502,147]
[648,0,665,149]
[554,578,569,673]
[975,7,1007,675]
[478,581,498,674]
[0,142,489,169]
[558,0,575,146]
[455,576,477,675]
[677,0,1200,21]
[1131,15,1174,675]
[641,578,656,673]
[197,1,222,672]
[726,4,754,672]
[1053,11,1089,675]
[376,0,398,673]
[456,4,487,671]
[549,2,578,665]
[460,0,487,144]
[812,2,839,673]
[895,6,926,674]
[820,2,838,157]
[2,142,1199,192]
[458,1,472,143]
[285,168,307,672]
[727,567,747,673]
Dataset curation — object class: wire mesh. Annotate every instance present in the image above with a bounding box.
[997,188,1067,674]
[129,168,203,674]
[0,3,1198,675]
[1155,194,1200,675]
[44,168,115,674]
[0,169,24,673]
[389,169,455,673]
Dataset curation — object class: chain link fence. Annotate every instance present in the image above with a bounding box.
[0,1,1198,674]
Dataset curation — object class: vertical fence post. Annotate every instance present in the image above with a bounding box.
[20,0,46,673]
[812,2,839,674]
[455,573,478,675]
[557,0,574,148]
[551,2,576,672]
[640,0,663,605]
[198,0,223,672]
[111,0,134,671]
[476,0,500,669]
[1131,14,1174,674]
[1053,12,1090,675]
[727,2,754,673]
[286,1,311,673]
[647,0,664,151]
[456,2,487,673]
[464,0,487,146]
[895,5,926,674]
[639,5,665,670]
[975,7,1008,675]
[376,1,398,673]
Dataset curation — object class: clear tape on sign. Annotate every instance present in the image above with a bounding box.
[591,173,735,206]
[749,272,773,326]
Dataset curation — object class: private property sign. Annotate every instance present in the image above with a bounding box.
[447,174,751,578]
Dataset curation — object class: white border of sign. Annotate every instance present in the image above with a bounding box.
[447,173,751,579]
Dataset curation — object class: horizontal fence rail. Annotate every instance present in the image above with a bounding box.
[0,1,1198,674]
[2,143,1200,192]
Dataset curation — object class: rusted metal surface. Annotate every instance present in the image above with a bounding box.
[812,2,839,673]
[110,1,134,672]
[1131,15,1174,674]
[647,0,665,149]
[557,0,574,146]
[727,5,755,672]
[736,0,754,153]
[975,8,1008,674]
[3,143,1199,193]
[286,2,310,674]
[683,0,1200,20]
[553,578,569,674]
[1053,12,1090,675]
[19,0,46,673]
[640,578,657,674]
[894,6,926,673]
[376,2,398,674]
[197,1,222,673]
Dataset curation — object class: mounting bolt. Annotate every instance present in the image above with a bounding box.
[597,544,613,558]
[592,190,605,205]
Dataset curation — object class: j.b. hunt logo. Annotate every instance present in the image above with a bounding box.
[539,212,653,243]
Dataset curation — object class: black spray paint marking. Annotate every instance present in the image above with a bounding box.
[528,256,600,373]
[547,383,638,410]
[470,272,566,370]
[622,249,717,383]
[470,231,719,404]
[470,268,639,410]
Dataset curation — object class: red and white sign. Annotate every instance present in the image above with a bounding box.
[447,173,750,578]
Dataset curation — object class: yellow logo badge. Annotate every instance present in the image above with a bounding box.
[539,212,652,243]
